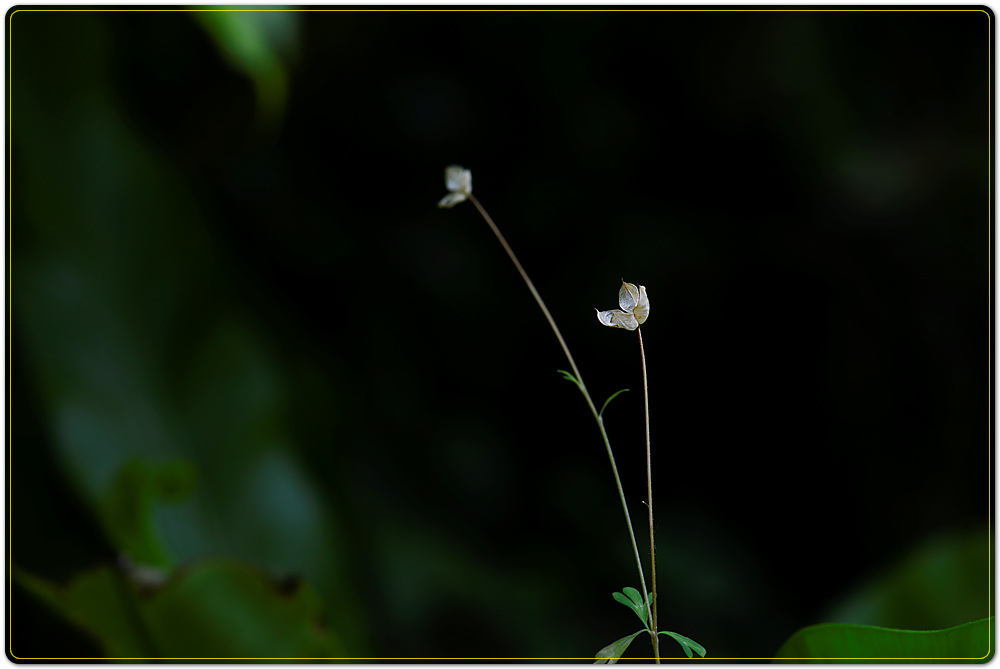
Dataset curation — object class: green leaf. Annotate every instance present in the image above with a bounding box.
[612,591,635,610]
[824,529,990,631]
[599,388,629,417]
[622,586,644,608]
[15,559,347,659]
[612,590,648,628]
[557,369,583,390]
[658,630,707,658]
[773,617,994,663]
[595,630,644,664]
[192,10,298,131]
[101,459,198,569]
[16,565,151,657]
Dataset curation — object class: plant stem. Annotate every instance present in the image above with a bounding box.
[466,192,653,636]
[638,325,659,663]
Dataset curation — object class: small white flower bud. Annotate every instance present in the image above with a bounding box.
[438,165,472,208]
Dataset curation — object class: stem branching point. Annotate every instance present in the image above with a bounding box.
[465,192,652,641]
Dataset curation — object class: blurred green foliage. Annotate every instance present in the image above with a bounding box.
[774,618,993,663]
[770,529,994,662]
[11,8,362,659]
[824,529,992,632]
[101,459,198,569]
[16,559,346,660]
[192,8,298,133]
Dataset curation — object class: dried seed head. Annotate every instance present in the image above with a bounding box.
[596,308,640,331]
[438,165,472,208]
[597,280,649,330]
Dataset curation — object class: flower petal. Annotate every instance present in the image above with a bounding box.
[438,192,468,208]
[444,165,472,195]
[596,308,639,330]
[633,285,649,324]
[619,281,640,312]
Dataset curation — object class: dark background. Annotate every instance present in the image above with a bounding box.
[9,6,991,661]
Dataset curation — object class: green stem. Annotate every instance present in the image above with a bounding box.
[638,326,659,663]
[466,193,652,632]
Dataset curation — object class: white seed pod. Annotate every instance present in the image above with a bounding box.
[598,280,649,330]
[596,308,640,331]
[438,165,472,208]
[632,284,649,325]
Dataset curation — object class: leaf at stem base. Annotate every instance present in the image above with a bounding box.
[595,630,644,664]
[612,590,648,628]
[658,630,707,658]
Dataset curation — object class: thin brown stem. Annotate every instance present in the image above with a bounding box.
[466,193,653,639]
[467,194,583,393]
[638,326,659,662]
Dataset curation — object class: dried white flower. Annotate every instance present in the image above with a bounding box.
[596,280,649,331]
[438,165,472,208]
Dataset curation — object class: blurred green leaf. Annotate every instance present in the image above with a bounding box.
[101,459,197,569]
[12,12,364,652]
[16,559,346,660]
[657,630,707,658]
[773,617,993,663]
[16,566,150,659]
[824,529,990,631]
[594,630,644,664]
[154,461,199,504]
[192,8,298,132]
